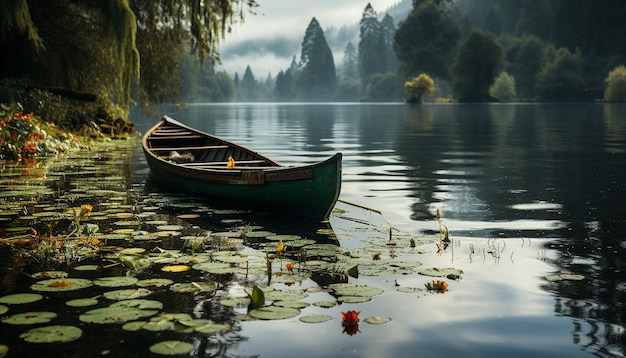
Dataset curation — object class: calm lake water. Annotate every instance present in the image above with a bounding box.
[136,102,626,357]
[1,102,625,357]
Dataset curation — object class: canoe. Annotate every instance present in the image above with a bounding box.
[142,116,342,219]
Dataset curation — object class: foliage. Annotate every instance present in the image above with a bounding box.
[0,0,257,117]
[298,18,336,101]
[604,65,626,101]
[489,71,516,101]
[342,42,359,79]
[359,4,387,87]
[394,0,461,80]
[506,34,547,99]
[404,74,435,103]
[536,47,585,101]
[0,104,75,161]
[334,77,360,102]
[363,72,403,102]
[450,29,504,102]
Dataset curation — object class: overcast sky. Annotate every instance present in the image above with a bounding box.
[217,0,401,77]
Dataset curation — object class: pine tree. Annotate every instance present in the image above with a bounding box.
[359,4,387,86]
[298,17,336,101]
[342,42,359,79]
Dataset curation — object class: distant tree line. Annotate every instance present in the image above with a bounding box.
[203,0,626,103]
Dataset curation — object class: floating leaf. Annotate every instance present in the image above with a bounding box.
[136,278,174,287]
[419,267,463,278]
[161,265,191,272]
[93,276,138,287]
[273,300,309,309]
[109,299,163,310]
[79,306,155,324]
[312,301,337,308]
[66,298,99,307]
[0,305,8,314]
[103,288,152,300]
[329,283,384,297]
[177,214,200,219]
[397,287,424,293]
[32,271,68,279]
[20,325,82,343]
[143,319,175,331]
[0,293,43,305]
[31,278,93,292]
[73,265,100,271]
[194,323,230,334]
[149,340,194,356]
[157,225,184,231]
[248,306,300,320]
[263,289,308,301]
[219,297,249,307]
[364,316,392,324]
[122,321,146,331]
[169,282,218,293]
[2,311,57,325]
[299,314,333,323]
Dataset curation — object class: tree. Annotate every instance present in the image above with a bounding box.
[298,17,336,101]
[450,29,504,102]
[381,13,398,72]
[489,71,516,101]
[404,74,435,103]
[393,0,461,80]
[359,4,387,87]
[604,65,626,101]
[238,65,258,101]
[364,72,403,101]
[536,47,585,101]
[508,34,546,99]
[0,0,257,120]
[342,42,359,79]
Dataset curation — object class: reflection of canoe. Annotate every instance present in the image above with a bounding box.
[142,116,342,219]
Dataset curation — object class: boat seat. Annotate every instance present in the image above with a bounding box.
[149,134,206,140]
[181,160,269,167]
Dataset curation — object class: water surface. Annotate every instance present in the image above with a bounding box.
[133,102,626,357]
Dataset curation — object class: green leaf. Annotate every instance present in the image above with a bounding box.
[246,285,265,308]
[347,265,359,278]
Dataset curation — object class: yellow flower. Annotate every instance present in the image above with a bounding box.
[276,239,284,253]
[227,156,235,169]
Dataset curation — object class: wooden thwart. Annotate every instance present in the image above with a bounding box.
[151,145,229,151]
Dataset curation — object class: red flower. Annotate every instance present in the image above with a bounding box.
[341,310,360,324]
[285,262,294,272]
[341,311,360,336]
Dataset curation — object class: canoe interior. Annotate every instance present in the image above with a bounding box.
[145,117,281,169]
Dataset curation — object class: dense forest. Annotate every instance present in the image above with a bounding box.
[213,0,626,103]
[1,0,626,126]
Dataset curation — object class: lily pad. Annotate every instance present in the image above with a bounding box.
[299,314,333,323]
[329,283,384,297]
[136,278,174,287]
[194,322,230,334]
[264,289,308,301]
[219,297,250,307]
[103,288,152,300]
[73,265,100,271]
[312,301,337,308]
[93,276,139,287]
[338,296,372,303]
[2,311,57,325]
[397,287,424,293]
[273,300,309,309]
[149,340,194,356]
[122,321,146,331]
[32,271,68,279]
[418,267,464,278]
[170,282,218,293]
[66,298,99,307]
[20,325,82,343]
[248,306,301,320]
[157,225,184,231]
[30,278,93,292]
[142,319,175,331]
[109,299,163,310]
[364,316,392,324]
[0,305,8,314]
[79,306,155,324]
[0,293,43,305]
[161,265,191,272]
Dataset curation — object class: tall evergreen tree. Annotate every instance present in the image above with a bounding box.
[359,4,387,87]
[238,65,258,101]
[381,13,398,72]
[298,17,336,101]
[342,42,359,79]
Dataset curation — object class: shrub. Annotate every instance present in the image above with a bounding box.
[604,65,626,101]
